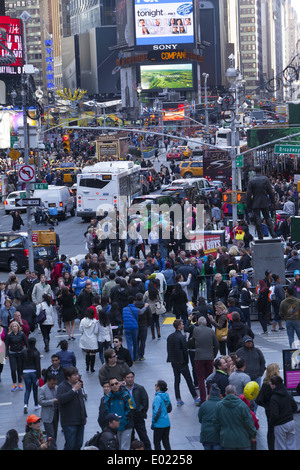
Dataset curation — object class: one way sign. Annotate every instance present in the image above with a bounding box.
[15,198,41,208]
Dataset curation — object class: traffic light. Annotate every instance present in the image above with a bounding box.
[222,192,232,204]
[63,134,70,153]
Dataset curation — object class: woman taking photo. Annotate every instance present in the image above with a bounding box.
[22,415,53,450]
[5,321,28,391]
[21,337,41,414]
[36,293,55,352]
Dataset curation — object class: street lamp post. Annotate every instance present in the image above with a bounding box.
[225,54,239,223]
[202,73,209,139]
[137,84,143,153]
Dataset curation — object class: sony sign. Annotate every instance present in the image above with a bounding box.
[153,44,178,50]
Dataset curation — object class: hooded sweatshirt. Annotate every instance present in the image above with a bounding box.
[79,317,99,350]
[214,393,257,449]
[235,335,266,380]
[269,383,298,427]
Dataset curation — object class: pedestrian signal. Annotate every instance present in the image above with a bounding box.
[222,192,232,204]
[236,192,247,203]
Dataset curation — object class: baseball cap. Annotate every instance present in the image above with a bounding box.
[107,413,121,422]
[26,414,41,424]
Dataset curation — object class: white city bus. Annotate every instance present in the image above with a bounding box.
[76,161,141,220]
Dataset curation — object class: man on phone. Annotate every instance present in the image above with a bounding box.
[57,366,87,450]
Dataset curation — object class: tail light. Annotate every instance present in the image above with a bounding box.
[149,175,152,182]
[24,249,29,257]
[3,200,7,205]
[59,202,63,207]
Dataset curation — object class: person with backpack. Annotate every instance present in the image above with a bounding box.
[95,413,120,450]
[270,274,285,332]
[151,379,172,450]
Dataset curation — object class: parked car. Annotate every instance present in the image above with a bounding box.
[179,160,203,178]
[0,231,57,273]
[139,168,161,192]
[167,148,183,161]
[176,146,192,158]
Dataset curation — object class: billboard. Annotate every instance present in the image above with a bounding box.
[0,16,23,72]
[134,0,195,47]
[283,349,300,393]
[163,102,185,121]
[140,63,194,91]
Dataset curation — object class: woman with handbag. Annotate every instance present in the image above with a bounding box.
[36,294,55,352]
[208,301,229,355]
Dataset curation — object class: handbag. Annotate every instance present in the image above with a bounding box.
[154,301,166,315]
[35,308,46,325]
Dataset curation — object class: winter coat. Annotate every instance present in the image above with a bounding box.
[235,336,266,380]
[31,282,52,305]
[198,395,221,444]
[72,276,88,297]
[36,302,55,326]
[79,317,99,350]
[213,393,257,449]
[193,324,219,361]
[167,329,189,364]
[122,303,139,330]
[269,383,298,427]
[246,174,275,210]
[227,321,254,352]
[104,387,136,432]
[97,322,113,344]
[152,391,172,429]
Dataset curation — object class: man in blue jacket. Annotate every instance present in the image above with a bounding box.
[122,297,139,362]
[104,377,136,450]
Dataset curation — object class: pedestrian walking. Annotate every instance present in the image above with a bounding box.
[36,293,55,353]
[21,337,41,415]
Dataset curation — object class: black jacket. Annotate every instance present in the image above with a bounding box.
[167,330,188,364]
[227,321,254,353]
[5,331,28,356]
[21,348,41,378]
[211,280,229,304]
[127,382,149,420]
[98,426,119,450]
[115,345,133,367]
[269,383,298,427]
[75,289,93,319]
[57,379,87,427]
[247,174,275,210]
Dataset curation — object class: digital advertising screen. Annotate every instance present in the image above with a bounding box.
[0,16,23,68]
[283,348,300,393]
[134,0,195,47]
[140,63,194,91]
[163,102,185,121]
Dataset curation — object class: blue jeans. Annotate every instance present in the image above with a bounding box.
[23,371,38,406]
[203,442,222,450]
[286,320,300,347]
[62,425,85,450]
[124,328,139,362]
[98,340,111,364]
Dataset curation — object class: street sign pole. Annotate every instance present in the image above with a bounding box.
[22,71,34,272]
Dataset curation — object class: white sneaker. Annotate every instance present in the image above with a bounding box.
[34,405,41,410]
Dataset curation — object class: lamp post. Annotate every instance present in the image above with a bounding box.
[202,73,209,140]
[137,84,143,153]
[225,54,239,223]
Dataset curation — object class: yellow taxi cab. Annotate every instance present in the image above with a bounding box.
[177,146,192,158]
[179,160,203,178]
[51,165,80,185]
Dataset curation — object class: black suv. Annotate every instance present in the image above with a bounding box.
[0,232,57,273]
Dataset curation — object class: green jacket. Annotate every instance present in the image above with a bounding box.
[213,394,257,449]
[198,396,221,444]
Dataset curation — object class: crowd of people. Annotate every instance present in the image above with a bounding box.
[1,129,300,451]
[0,224,300,451]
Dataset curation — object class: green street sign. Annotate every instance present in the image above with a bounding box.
[33,183,48,190]
[275,144,300,155]
[236,155,244,168]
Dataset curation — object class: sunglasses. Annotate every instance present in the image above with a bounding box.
[110,382,119,386]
